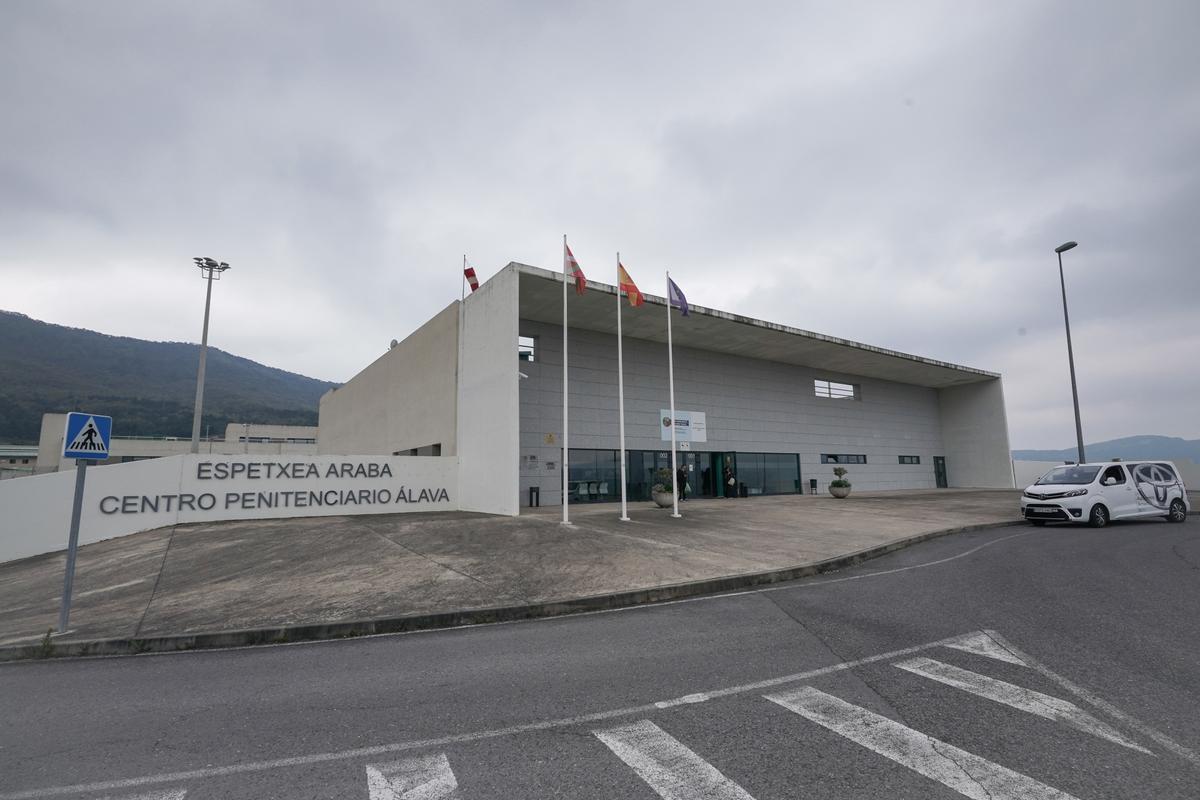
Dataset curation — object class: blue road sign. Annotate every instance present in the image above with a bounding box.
[63,413,113,460]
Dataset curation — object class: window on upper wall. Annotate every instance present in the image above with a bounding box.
[518,335,536,362]
[814,379,858,400]
[821,454,867,464]
[899,455,921,465]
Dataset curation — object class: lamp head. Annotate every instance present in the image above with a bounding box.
[193,257,231,272]
[1055,241,1078,254]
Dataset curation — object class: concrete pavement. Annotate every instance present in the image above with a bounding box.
[3,518,1198,799]
[0,489,1022,658]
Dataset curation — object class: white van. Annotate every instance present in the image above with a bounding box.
[1020,461,1190,527]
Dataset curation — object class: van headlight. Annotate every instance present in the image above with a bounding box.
[1022,490,1037,499]
[1062,488,1088,498]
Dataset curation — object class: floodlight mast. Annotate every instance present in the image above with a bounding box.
[190,257,231,454]
[1054,241,1085,464]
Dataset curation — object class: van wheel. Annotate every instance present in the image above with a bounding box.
[1167,499,1187,523]
[1029,519,1046,527]
[1088,504,1109,528]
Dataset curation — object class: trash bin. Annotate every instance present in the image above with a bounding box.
[809,478,817,495]
[528,486,540,507]
[739,482,748,498]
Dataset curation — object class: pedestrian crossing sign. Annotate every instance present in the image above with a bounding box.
[63,413,113,460]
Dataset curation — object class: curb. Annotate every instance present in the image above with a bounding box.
[0,519,1023,663]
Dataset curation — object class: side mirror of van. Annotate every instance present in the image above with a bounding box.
[1102,477,1116,486]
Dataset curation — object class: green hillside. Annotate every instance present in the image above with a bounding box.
[0,310,338,444]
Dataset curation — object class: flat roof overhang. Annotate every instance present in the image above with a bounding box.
[512,263,998,389]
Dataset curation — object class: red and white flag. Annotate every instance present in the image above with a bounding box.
[565,243,587,295]
[463,263,479,292]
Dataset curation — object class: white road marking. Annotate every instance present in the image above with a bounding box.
[594,720,756,800]
[943,631,1028,666]
[894,656,1151,754]
[982,629,1200,769]
[765,686,1081,800]
[98,791,186,800]
[77,578,149,598]
[654,692,709,708]
[366,754,459,800]
[755,529,1038,592]
[0,631,976,799]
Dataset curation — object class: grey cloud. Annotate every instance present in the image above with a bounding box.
[2,0,1197,447]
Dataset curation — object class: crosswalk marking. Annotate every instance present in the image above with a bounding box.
[765,686,1082,800]
[894,656,1152,754]
[365,754,459,800]
[982,628,1200,769]
[593,719,757,800]
[944,631,1028,666]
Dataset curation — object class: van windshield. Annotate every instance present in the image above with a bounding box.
[1037,466,1101,485]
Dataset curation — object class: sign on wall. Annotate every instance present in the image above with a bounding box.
[0,454,461,564]
[659,410,707,442]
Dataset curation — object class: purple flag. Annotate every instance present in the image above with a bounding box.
[667,277,689,316]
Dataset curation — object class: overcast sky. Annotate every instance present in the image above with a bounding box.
[3,1,1197,449]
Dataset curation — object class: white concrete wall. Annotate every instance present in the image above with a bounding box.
[518,320,952,505]
[0,454,459,563]
[223,422,318,442]
[458,267,520,515]
[318,302,460,456]
[1178,458,1200,487]
[937,379,1015,488]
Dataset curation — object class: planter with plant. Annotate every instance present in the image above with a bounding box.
[829,466,852,498]
[651,467,675,507]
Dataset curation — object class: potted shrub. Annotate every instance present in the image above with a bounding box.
[829,466,852,498]
[651,468,675,508]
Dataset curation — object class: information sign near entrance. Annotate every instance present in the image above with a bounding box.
[58,412,113,632]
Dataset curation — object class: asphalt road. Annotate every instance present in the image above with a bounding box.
[2,515,1198,799]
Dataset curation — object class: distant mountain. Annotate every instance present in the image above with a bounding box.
[0,310,338,444]
[1012,435,1200,463]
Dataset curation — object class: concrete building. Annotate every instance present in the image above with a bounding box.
[319,263,1014,512]
[36,417,318,473]
[0,445,38,480]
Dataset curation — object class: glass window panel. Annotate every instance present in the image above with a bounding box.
[738,453,766,495]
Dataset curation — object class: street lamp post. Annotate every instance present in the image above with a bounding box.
[1054,241,1086,464]
[190,257,231,454]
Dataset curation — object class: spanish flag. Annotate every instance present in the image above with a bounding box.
[617,262,644,307]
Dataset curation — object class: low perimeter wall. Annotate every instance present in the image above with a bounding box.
[0,454,459,564]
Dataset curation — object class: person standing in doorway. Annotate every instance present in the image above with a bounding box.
[723,464,736,498]
[676,465,688,501]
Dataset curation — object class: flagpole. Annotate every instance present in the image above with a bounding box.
[617,253,629,522]
[666,270,681,518]
[562,235,570,525]
[456,255,465,474]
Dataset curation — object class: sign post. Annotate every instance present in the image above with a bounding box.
[57,412,112,633]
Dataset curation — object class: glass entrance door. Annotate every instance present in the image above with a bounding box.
[711,452,738,497]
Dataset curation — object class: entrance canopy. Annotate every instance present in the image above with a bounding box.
[514,264,997,389]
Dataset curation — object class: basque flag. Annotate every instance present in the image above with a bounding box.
[667,276,689,316]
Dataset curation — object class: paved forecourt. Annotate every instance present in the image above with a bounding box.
[0,489,1020,651]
